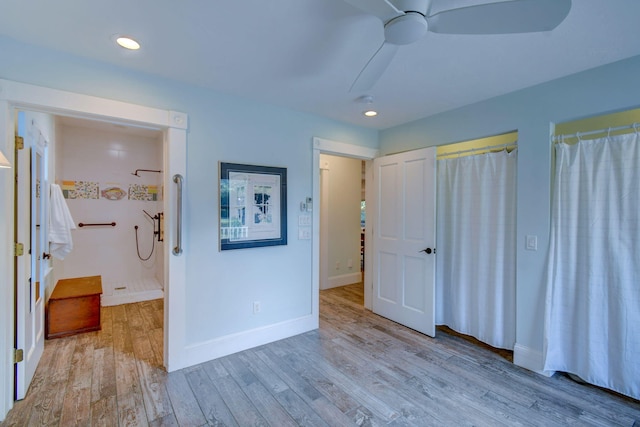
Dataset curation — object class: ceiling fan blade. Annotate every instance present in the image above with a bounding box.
[342,0,403,22]
[350,41,399,92]
[428,0,571,35]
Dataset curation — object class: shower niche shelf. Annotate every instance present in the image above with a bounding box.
[46,275,103,339]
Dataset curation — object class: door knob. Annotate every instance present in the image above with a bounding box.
[420,248,435,254]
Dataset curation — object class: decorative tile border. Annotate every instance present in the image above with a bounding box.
[60,180,161,201]
[61,180,99,199]
[129,184,159,201]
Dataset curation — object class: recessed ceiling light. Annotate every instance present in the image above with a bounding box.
[116,36,140,50]
[363,109,378,117]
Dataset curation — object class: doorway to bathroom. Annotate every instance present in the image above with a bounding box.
[2,80,188,414]
[53,116,166,306]
[13,110,171,391]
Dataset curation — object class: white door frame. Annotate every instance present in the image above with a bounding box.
[312,137,378,311]
[0,79,188,420]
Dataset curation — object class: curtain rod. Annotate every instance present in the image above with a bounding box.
[553,122,640,143]
[436,142,517,159]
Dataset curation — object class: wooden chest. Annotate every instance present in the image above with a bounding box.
[46,275,102,339]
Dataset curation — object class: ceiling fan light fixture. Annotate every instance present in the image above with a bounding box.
[116,36,141,50]
[357,95,378,117]
[384,12,428,45]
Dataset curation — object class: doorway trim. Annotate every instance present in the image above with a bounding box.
[0,79,188,419]
[312,137,378,314]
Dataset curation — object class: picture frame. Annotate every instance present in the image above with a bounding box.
[219,162,287,250]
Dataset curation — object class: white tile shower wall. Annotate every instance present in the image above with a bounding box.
[54,124,164,290]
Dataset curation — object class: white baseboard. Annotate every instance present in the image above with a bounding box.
[183,314,318,368]
[321,272,361,290]
[513,343,554,377]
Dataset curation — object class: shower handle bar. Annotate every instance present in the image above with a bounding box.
[79,222,116,227]
[173,174,183,256]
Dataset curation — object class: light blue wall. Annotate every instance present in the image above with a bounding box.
[0,35,378,346]
[380,54,640,363]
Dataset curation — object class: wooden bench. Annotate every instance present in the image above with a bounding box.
[46,275,102,339]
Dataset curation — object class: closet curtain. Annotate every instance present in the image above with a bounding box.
[436,149,517,350]
[544,132,640,400]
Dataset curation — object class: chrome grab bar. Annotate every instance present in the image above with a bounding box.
[173,174,183,256]
[78,222,116,227]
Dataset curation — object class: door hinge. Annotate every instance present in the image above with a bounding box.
[15,135,24,150]
[14,242,24,256]
[14,348,24,364]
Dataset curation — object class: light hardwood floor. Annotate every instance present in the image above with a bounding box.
[2,284,640,426]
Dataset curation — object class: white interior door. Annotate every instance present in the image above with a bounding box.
[15,116,46,400]
[372,147,437,336]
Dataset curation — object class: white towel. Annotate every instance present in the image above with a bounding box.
[49,183,76,259]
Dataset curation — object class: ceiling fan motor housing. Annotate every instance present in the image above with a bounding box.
[393,0,430,14]
[384,12,428,45]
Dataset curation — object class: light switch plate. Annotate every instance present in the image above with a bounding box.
[525,235,538,251]
[298,214,312,226]
[298,227,311,240]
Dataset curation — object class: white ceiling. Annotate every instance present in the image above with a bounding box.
[1,0,639,130]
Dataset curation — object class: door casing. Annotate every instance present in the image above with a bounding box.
[0,79,188,420]
[312,137,378,312]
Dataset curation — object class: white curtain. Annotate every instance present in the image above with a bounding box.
[436,149,517,350]
[544,132,640,400]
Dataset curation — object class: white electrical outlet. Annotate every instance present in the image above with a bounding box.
[347,258,353,268]
[253,301,261,314]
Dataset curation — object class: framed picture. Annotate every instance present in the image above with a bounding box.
[219,162,287,250]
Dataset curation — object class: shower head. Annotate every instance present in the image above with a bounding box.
[132,169,161,177]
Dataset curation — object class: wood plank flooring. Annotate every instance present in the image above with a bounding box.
[2,284,640,426]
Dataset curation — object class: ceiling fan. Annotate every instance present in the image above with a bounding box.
[343,0,572,92]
